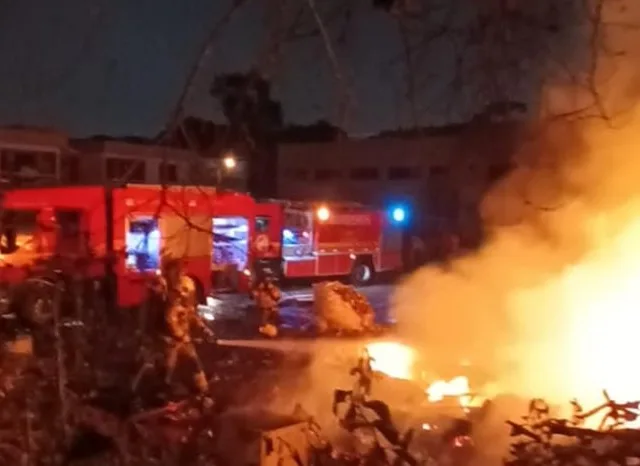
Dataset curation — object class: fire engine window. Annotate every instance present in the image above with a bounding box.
[212,217,249,270]
[0,209,38,254]
[255,216,270,234]
[125,217,161,272]
[282,210,312,256]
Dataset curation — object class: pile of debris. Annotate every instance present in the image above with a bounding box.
[312,282,377,335]
[505,390,640,465]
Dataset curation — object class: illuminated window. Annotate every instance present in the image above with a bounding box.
[125,217,160,272]
[212,217,249,270]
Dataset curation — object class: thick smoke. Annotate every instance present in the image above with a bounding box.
[392,0,640,409]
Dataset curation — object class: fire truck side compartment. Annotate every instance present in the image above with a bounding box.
[0,185,257,315]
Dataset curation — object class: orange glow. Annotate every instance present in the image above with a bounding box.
[365,341,415,380]
[426,376,472,408]
[364,341,478,408]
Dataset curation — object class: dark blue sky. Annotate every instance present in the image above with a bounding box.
[0,1,483,137]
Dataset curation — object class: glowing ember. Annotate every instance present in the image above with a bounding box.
[426,376,472,407]
[365,341,416,380]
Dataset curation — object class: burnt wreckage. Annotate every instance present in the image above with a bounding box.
[505,390,640,465]
[330,352,484,466]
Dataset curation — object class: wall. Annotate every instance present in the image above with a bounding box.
[277,123,522,237]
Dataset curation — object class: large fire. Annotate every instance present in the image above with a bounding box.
[365,341,416,380]
[365,341,473,408]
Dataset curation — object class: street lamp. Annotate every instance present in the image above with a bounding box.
[223,155,236,170]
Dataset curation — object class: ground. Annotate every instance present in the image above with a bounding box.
[204,284,394,339]
[0,283,420,464]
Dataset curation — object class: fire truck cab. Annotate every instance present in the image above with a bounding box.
[252,200,403,285]
[0,185,255,325]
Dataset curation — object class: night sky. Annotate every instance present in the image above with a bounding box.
[0,0,427,137]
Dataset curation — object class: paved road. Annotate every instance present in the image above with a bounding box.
[201,284,394,338]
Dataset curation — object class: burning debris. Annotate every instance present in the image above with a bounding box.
[313,282,377,335]
[325,345,494,465]
[505,391,640,465]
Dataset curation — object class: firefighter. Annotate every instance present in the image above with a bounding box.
[157,254,215,398]
[251,274,281,337]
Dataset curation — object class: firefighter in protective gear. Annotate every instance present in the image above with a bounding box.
[156,255,215,395]
[251,275,281,337]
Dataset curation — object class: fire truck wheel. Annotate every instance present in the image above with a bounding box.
[350,258,374,287]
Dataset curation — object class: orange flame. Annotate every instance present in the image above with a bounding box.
[364,342,478,408]
[426,376,472,407]
[365,341,415,380]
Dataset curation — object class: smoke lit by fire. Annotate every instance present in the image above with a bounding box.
[391,1,640,419]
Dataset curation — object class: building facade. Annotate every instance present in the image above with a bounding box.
[277,122,521,242]
[0,127,78,185]
[0,127,247,189]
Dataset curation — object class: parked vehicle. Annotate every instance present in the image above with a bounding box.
[251,200,404,286]
[0,184,256,325]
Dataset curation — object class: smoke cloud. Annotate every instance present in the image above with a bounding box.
[392,0,640,410]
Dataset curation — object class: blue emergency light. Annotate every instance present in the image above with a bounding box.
[389,205,408,224]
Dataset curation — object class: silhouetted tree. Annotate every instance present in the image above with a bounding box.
[210,71,283,198]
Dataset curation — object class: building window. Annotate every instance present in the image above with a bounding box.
[314,169,341,181]
[349,167,379,180]
[159,162,178,184]
[13,152,37,173]
[429,165,448,176]
[284,168,308,180]
[106,158,146,183]
[388,166,420,180]
[37,152,56,175]
[0,151,57,177]
[61,154,80,183]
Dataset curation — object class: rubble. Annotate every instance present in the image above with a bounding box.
[505,390,640,465]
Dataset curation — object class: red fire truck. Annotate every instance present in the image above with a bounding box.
[0,184,256,325]
[251,200,404,285]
